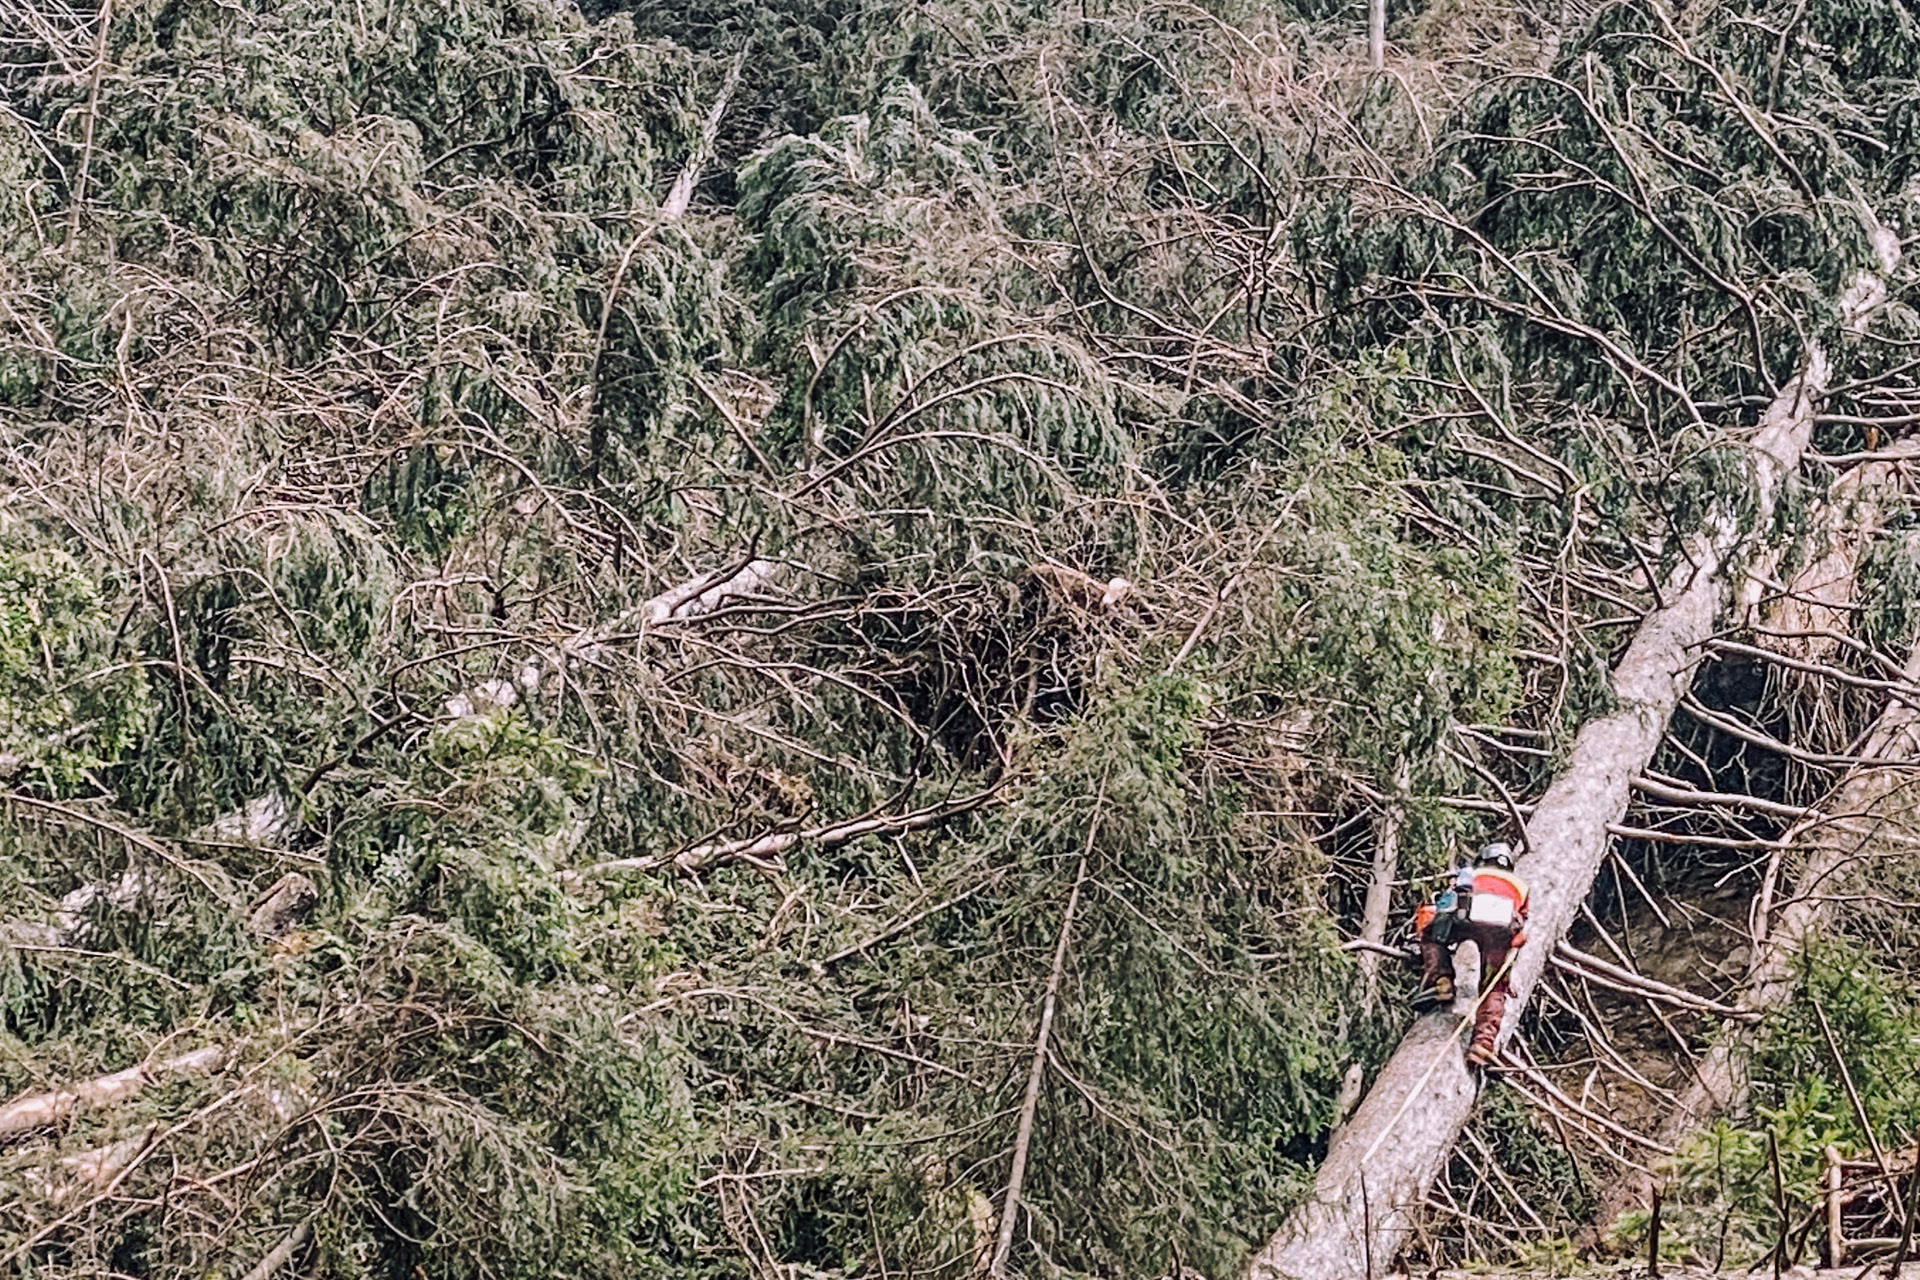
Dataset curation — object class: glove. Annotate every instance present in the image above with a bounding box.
[1414,904,1436,933]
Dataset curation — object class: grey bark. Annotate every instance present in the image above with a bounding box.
[1247,364,1826,1280]
[1603,606,1920,1222]
[663,51,745,222]
[989,854,1090,1278]
[445,557,782,719]
[1357,761,1411,1004]
[1740,444,1920,659]
[0,1045,224,1136]
[1583,449,1920,1227]
[239,1220,313,1280]
[44,1125,155,1206]
[195,794,295,846]
[247,872,318,937]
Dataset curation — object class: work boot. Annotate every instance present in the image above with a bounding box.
[1410,976,1454,1012]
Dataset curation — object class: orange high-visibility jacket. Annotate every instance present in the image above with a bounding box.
[1471,866,1529,911]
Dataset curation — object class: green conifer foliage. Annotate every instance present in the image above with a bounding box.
[0,542,149,790]
[3,0,1917,1272]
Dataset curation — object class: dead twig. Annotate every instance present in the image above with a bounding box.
[239,1218,313,1280]
[1550,942,1755,1019]
[988,796,1100,1279]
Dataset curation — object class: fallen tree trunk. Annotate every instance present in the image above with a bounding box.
[239,1219,314,1280]
[1357,762,1412,1005]
[1737,443,1920,660]
[0,1045,224,1137]
[1620,586,1920,1210]
[661,51,745,222]
[444,558,784,719]
[1247,368,1830,1279]
[19,1124,157,1208]
[1249,207,1900,1277]
[1591,458,1920,1227]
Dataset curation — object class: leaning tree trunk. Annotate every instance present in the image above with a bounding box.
[1357,761,1412,1005]
[1640,626,1920,1162]
[1246,368,1829,1280]
[1594,454,1920,1226]
[1742,443,1920,661]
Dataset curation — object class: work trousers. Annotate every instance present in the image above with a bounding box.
[1418,921,1515,1036]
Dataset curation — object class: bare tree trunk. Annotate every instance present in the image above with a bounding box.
[663,51,746,222]
[445,557,783,719]
[989,854,1090,1278]
[64,0,111,250]
[1368,0,1386,69]
[28,1125,156,1208]
[1740,444,1919,660]
[1357,761,1411,1005]
[0,1046,223,1137]
[1247,365,1826,1280]
[239,1219,313,1280]
[1599,609,1920,1221]
[1583,454,1920,1229]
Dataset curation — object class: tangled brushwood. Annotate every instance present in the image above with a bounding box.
[3,0,1920,1276]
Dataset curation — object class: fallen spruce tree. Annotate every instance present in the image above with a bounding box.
[1254,285,1904,1271]
[1248,360,1827,1280]
[1591,447,1920,1225]
[1253,301,1904,1278]
[9,0,1920,1271]
[1249,0,1910,1266]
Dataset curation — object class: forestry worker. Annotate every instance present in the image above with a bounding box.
[1410,841,1530,1067]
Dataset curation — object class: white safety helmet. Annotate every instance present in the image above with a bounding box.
[1475,841,1515,870]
